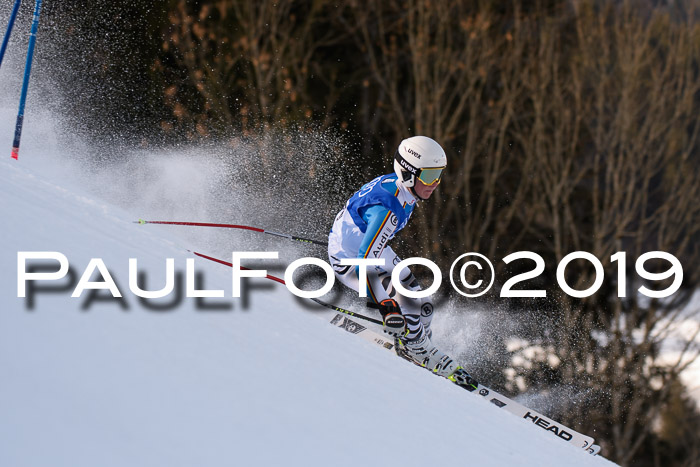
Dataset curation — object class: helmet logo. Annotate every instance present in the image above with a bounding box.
[398,157,418,174]
[406,147,422,159]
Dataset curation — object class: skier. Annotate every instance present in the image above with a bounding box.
[328,136,478,390]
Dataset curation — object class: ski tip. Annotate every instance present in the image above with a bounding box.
[136,219,147,225]
[587,444,601,456]
[11,147,19,160]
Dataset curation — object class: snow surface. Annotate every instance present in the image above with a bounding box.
[0,121,620,467]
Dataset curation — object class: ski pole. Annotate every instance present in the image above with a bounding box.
[308,297,383,325]
[192,251,285,285]
[11,0,42,160]
[192,250,382,325]
[137,219,328,247]
[0,0,22,69]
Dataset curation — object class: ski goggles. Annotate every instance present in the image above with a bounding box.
[417,166,445,186]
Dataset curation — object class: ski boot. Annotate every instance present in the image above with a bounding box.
[395,333,478,391]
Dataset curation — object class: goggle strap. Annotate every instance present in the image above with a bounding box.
[395,150,419,177]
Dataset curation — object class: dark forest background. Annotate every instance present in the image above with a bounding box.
[24,0,700,465]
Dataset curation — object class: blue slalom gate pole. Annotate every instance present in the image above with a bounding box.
[0,0,23,69]
[11,0,42,160]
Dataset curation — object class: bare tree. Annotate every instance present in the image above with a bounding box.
[505,3,700,464]
[158,0,349,137]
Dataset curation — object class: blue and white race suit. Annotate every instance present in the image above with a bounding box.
[328,173,433,339]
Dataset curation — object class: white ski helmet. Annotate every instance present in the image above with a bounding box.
[393,136,447,190]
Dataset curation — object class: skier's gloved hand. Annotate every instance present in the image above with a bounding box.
[378,298,406,337]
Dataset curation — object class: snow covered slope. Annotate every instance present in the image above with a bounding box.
[0,144,618,466]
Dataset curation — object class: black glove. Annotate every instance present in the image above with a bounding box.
[378,298,406,337]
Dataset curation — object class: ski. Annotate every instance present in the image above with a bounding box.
[470,383,595,450]
[329,313,395,350]
[328,312,599,454]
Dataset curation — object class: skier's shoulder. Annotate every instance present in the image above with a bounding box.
[377,173,400,195]
[356,173,398,198]
[358,173,399,196]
